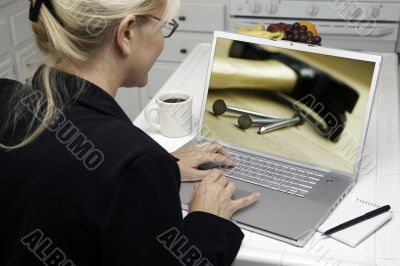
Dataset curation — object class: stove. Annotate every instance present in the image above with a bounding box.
[229,0,400,53]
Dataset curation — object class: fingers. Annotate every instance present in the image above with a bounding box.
[231,192,261,212]
[201,169,227,187]
[193,142,235,168]
[198,142,233,162]
[209,153,235,167]
[201,142,231,158]
[188,168,221,181]
[225,182,237,197]
[196,151,235,167]
[203,169,224,182]
[215,174,228,187]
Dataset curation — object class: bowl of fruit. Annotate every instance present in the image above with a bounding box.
[237,21,322,45]
[267,21,322,45]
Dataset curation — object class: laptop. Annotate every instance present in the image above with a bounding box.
[179,31,382,246]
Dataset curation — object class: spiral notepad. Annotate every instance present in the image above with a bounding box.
[318,196,392,247]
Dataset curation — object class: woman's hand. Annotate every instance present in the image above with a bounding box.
[189,169,260,220]
[171,142,235,182]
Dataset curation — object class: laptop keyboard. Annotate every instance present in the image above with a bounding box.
[223,148,324,198]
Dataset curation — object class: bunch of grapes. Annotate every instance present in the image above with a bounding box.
[267,22,322,45]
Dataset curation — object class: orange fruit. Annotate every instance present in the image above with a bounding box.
[299,21,318,36]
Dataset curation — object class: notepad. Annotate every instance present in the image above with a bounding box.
[318,195,392,247]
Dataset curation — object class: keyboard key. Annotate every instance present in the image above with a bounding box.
[291,186,308,193]
[288,188,299,195]
[297,182,312,189]
[308,176,321,181]
[296,191,307,197]
[261,180,274,188]
[279,184,290,192]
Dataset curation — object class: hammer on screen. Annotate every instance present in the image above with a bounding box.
[210,41,360,142]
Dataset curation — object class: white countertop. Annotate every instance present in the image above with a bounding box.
[134,43,400,266]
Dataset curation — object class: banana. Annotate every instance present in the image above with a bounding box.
[238,29,285,40]
[253,23,265,31]
[237,23,285,40]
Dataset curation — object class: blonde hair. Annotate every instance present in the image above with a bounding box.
[0,0,180,150]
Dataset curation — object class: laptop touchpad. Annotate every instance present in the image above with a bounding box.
[180,181,252,205]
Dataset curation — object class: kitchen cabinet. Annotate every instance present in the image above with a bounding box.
[0,19,12,57]
[9,7,33,47]
[0,0,44,83]
[0,0,13,9]
[0,57,14,79]
[147,62,179,98]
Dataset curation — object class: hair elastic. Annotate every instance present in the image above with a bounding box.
[29,0,64,26]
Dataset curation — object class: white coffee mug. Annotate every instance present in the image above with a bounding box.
[144,91,192,138]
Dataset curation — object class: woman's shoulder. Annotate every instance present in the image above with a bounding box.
[66,113,173,165]
[0,78,21,87]
[0,78,26,111]
[0,79,23,122]
[0,78,22,97]
[102,118,168,154]
[79,119,181,190]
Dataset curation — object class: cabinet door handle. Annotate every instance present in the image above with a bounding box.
[180,49,187,54]
[178,16,186,21]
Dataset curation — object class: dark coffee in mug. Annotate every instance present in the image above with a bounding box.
[145,91,192,137]
[163,97,186,103]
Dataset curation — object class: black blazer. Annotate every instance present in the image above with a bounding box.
[0,69,244,266]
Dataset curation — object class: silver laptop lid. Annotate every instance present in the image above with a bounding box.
[198,31,381,181]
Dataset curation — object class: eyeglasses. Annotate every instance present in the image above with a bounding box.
[149,15,179,38]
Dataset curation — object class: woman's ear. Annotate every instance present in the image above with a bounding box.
[115,15,137,56]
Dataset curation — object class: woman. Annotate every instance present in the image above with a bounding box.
[0,0,260,265]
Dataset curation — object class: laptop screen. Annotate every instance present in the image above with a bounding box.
[201,36,378,174]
